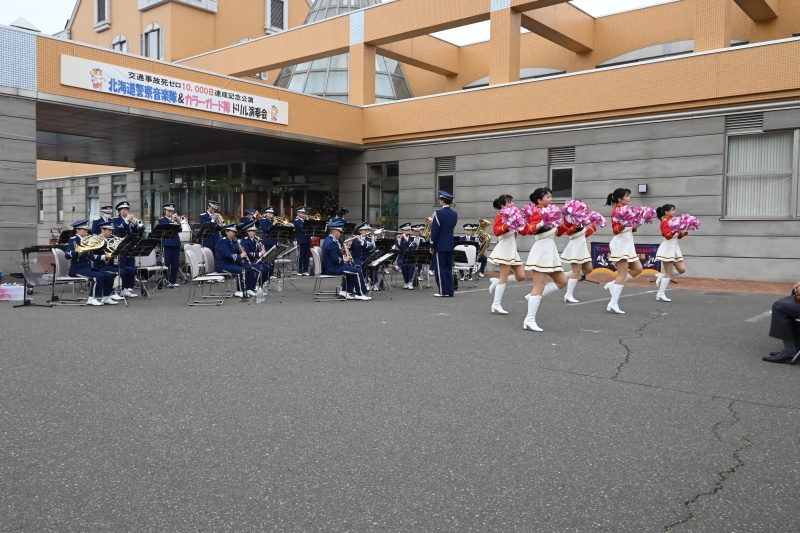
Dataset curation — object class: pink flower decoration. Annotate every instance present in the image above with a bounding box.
[587,211,607,228]
[501,205,527,233]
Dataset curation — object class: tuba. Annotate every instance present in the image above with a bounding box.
[476,217,493,258]
[75,234,106,256]
[420,216,433,240]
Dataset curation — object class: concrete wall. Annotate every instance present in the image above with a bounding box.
[0,93,37,278]
[341,109,800,283]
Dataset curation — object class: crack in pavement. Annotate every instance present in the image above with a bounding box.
[664,400,754,532]
[611,308,665,380]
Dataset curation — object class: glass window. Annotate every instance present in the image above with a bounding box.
[330,54,348,69]
[311,57,330,70]
[112,175,127,208]
[56,188,64,223]
[391,76,410,99]
[550,168,573,198]
[375,74,393,97]
[86,177,100,221]
[96,0,108,23]
[287,72,307,92]
[144,28,161,59]
[725,132,794,217]
[275,75,290,89]
[326,71,348,93]
[376,56,387,73]
[305,72,327,94]
[38,189,44,223]
[294,62,310,73]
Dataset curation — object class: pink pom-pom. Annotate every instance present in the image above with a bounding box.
[539,205,562,227]
[667,216,686,233]
[681,213,700,231]
[562,200,590,225]
[520,204,537,222]
[613,205,639,227]
[639,206,657,224]
[501,205,527,232]
[587,211,606,228]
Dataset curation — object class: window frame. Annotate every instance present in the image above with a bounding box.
[86,177,100,221]
[94,0,111,32]
[142,23,164,60]
[37,189,44,223]
[722,129,799,220]
[112,175,128,209]
[56,188,64,224]
[111,34,129,53]
[549,166,574,199]
[266,0,288,34]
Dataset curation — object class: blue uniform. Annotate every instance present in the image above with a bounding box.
[65,234,114,299]
[240,215,257,225]
[259,217,279,249]
[321,235,367,296]
[158,216,182,284]
[91,215,112,235]
[94,237,135,290]
[240,235,270,284]
[199,211,221,250]
[215,236,255,291]
[394,234,415,284]
[294,217,311,274]
[430,205,458,296]
[351,234,377,285]
[460,235,487,276]
[112,215,144,290]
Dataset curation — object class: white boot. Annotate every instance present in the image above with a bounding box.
[607,283,625,314]
[564,278,579,303]
[656,277,672,301]
[491,283,508,314]
[523,295,543,331]
[604,281,613,291]
[541,282,561,298]
[489,277,499,294]
[655,272,663,286]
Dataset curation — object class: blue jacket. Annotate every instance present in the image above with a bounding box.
[112,216,144,239]
[321,235,347,275]
[91,216,112,235]
[157,217,182,247]
[65,235,103,275]
[430,206,458,252]
[240,236,262,263]
[199,211,221,249]
[215,237,242,268]
[350,236,375,265]
[294,217,310,245]
[260,217,279,248]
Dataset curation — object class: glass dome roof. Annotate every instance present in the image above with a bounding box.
[274,0,412,103]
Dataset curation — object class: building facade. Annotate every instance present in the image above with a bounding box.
[0,0,797,280]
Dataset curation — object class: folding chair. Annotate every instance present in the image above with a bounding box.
[50,248,93,305]
[135,249,169,298]
[201,247,235,297]
[454,244,478,289]
[310,247,344,302]
[185,249,224,306]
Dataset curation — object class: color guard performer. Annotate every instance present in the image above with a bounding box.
[65,220,116,306]
[112,200,143,298]
[395,222,414,289]
[488,195,528,314]
[430,190,458,297]
[654,204,688,302]
[240,222,269,288]
[558,210,596,303]
[199,200,223,250]
[91,205,113,235]
[158,203,182,288]
[215,223,255,298]
[322,218,371,300]
[293,206,311,276]
[604,188,643,314]
[522,187,567,331]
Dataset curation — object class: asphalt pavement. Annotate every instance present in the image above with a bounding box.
[0,276,797,532]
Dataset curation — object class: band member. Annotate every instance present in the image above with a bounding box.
[91,205,113,235]
[95,221,131,301]
[215,223,255,297]
[322,218,371,300]
[559,209,597,303]
[294,206,311,276]
[488,195,528,314]
[258,206,278,281]
[65,220,116,306]
[604,188,643,314]
[350,221,376,286]
[410,223,426,287]
[460,223,487,280]
[338,206,349,222]
[240,208,257,224]
[199,200,223,250]
[430,190,458,297]
[158,203,182,288]
[112,200,143,298]
[240,222,269,288]
[523,187,567,331]
[654,204,688,302]
[394,222,414,289]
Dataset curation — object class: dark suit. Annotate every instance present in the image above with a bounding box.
[322,235,367,295]
[430,205,458,296]
[199,211,221,250]
[65,235,113,298]
[294,217,311,274]
[769,296,800,343]
[215,237,254,291]
[112,215,144,290]
[158,216,182,284]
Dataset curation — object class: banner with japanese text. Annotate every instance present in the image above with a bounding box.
[591,241,661,275]
[60,55,289,125]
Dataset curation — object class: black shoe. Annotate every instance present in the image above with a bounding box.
[770,351,783,356]
[763,351,794,363]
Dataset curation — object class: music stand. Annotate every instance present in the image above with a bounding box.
[57,229,75,245]
[196,222,218,249]
[270,225,296,244]
[304,220,328,238]
[259,243,288,297]
[13,256,53,308]
[367,250,398,293]
[149,224,181,291]
[275,244,299,292]
[403,249,432,290]
[374,238,396,252]
[342,223,356,237]
[127,238,160,298]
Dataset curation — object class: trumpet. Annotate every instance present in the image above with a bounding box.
[213,213,225,225]
[128,214,143,227]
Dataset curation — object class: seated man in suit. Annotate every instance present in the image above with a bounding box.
[763,281,800,364]
[322,218,371,301]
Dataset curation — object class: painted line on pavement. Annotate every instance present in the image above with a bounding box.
[745,310,772,323]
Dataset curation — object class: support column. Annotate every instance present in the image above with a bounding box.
[489,4,521,86]
[349,43,376,106]
[694,0,734,52]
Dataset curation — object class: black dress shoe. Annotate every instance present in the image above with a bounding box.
[763,352,794,364]
[769,351,783,356]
